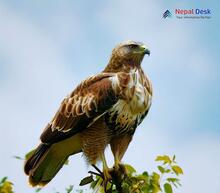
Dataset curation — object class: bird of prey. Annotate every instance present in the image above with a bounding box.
[24,40,153,187]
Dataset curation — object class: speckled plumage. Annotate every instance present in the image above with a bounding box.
[24,40,152,186]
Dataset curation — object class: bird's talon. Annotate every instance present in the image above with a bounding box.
[101,167,113,192]
[112,163,128,179]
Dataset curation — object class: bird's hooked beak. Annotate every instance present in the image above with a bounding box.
[140,44,150,55]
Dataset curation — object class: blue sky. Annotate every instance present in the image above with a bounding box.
[0,0,219,193]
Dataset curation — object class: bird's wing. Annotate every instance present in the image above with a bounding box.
[40,72,120,144]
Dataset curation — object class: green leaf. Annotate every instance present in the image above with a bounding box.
[167,178,180,187]
[152,183,161,193]
[157,166,165,173]
[90,179,98,189]
[35,187,42,192]
[90,177,102,190]
[164,183,173,193]
[136,174,148,184]
[0,177,8,185]
[167,178,179,183]
[124,164,136,175]
[172,165,183,175]
[142,171,149,176]
[13,156,24,160]
[79,175,94,186]
[121,182,130,192]
[0,178,14,193]
[164,169,171,173]
[152,172,160,182]
[155,155,172,164]
[151,172,161,192]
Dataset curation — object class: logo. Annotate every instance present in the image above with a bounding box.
[175,9,211,15]
[163,10,172,18]
[162,8,211,19]
[175,9,211,19]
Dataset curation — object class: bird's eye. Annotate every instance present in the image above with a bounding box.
[128,44,138,49]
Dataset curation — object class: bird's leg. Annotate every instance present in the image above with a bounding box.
[101,153,112,181]
[113,151,120,170]
[113,151,127,176]
[110,134,133,175]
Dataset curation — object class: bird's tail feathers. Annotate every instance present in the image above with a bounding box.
[24,143,49,176]
[24,143,67,187]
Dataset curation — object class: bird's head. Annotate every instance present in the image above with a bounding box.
[112,40,150,58]
[105,40,150,72]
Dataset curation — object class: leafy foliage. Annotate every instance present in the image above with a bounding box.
[0,177,14,193]
[79,155,183,193]
[6,154,182,193]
